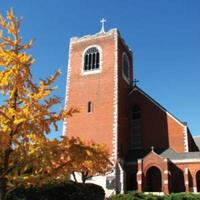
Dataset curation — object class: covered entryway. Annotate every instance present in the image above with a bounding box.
[146,166,162,192]
[126,172,137,191]
[196,171,200,192]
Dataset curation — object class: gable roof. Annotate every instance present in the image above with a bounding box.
[160,148,200,159]
[125,148,166,162]
[194,136,200,149]
[128,86,185,128]
[125,148,200,163]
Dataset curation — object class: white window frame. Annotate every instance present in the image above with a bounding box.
[81,45,103,75]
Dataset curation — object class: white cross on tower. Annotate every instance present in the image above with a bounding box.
[100,18,106,33]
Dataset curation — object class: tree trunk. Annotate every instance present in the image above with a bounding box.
[0,178,7,200]
[81,171,88,184]
[72,172,78,183]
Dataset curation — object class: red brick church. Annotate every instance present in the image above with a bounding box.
[63,23,200,195]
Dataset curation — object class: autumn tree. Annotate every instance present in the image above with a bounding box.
[0,9,75,199]
[0,10,112,200]
[61,137,113,184]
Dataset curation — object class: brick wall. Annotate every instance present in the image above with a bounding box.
[64,33,116,155]
[117,37,133,158]
[129,89,186,152]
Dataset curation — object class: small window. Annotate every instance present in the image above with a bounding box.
[88,101,93,113]
[84,47,100,71]
[122,53,130,83]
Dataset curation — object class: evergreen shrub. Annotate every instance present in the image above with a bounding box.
[6,181,105,200]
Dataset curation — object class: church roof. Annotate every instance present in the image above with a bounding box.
[125,148,200,163]
[160,148,200,160]
[125,148,166,163]
[194,136,200,149]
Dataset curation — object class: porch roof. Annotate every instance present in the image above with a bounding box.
[125,148,200,163]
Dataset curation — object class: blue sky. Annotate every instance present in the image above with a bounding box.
[1,0,200,138]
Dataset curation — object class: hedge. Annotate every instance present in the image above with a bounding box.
[108,191,200,200]
[6,184,200,200]
[6,181,105,200]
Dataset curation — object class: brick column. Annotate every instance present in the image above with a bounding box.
[184,168,189,192]
[163,159,169,194]
[137,159,143,192]
[193,172,197,193]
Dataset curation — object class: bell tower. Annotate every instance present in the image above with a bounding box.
[63,25,133,194]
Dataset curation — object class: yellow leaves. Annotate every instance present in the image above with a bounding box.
[41,70,61,87]
[18,53,32,65]
[28,88,50,105]
[0,9,85,191]
[59,137,113,180]
[7,9,15,21]
[13,118,25,125]
[0,50,16,66]
[64,107,80,118]
[0,15,6,28]
[0,50,33,70]
[22,39,34,50]
[28,71,62,102]
[0,131,11,148]
[0,9,18,41]
[0,30,3,38]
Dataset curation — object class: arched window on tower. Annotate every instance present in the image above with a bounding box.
[84,47,100,71]
[131,105,142,149]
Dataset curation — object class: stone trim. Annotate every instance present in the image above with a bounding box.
[70,28,117,43]
[164,180,168,184]
[184,168,188,174]
[112,30,119,195]
[184,125,189,152]
[70,28,132,57]
[164,170,169,174]
[137,171,142,175]
[127,158,200,165]
[63,40,73,135]
[118,161,125,194]
[193,187,197,193]
[112,30,118,160]
[172,159,200,163]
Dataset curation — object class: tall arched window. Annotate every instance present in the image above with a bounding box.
[84,47,100,71]
[131,105,142,149]
[122,52,130,83]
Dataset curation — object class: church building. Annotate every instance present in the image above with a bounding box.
[63,23,200,196]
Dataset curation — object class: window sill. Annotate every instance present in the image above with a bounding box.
[81,69,102,76]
